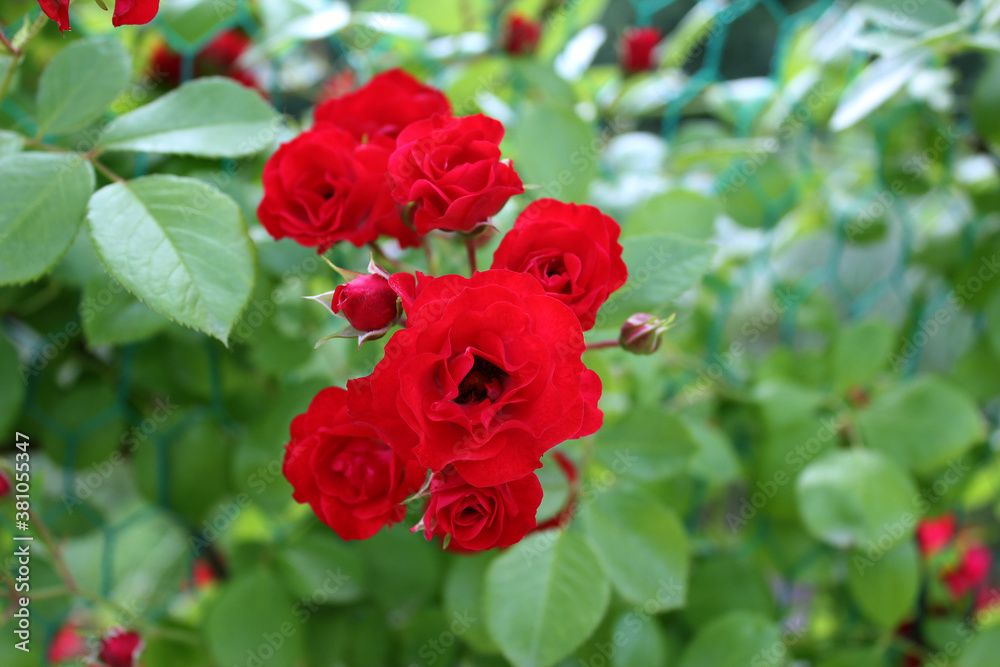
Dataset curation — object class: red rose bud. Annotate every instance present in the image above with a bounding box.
[917,514,956,557]
[48,622,89,665]
[502,14,542,56]
[0,468,10,497]
[620,27,662,75]
[332,274,400,332]
[97,629,143,667]
[619,313,674,355]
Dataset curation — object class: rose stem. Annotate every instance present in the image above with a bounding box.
[465,238,478,275]
[585,340,620,351]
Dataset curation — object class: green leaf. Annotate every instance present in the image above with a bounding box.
[678,611,784,667]
[205,569,304,667]
[830,49,928,131]
[682,555,774,629]
[274,535,366,604]
[356,528,444,613]
[100,78,279,158]
[580,489,689,612]
[444,555,499,654]
[857,376,984,476]
[624,189,718,241]
[816,648,886,667]
[36,38,131,135]
[973,55,1000,151]
[659,2,720,68]
[796,449,918,549]
[595,233,715,328]
[81,274,171,346]
[0,336,24,434]
[609,609,670,667]
[0,153,95,285]
[133,419,232,523]
[86,175,256,343]
[847,540,919,628]
[485,530,611,667]
[961,625,1000,666]
[830,319,894,393]
[0,130,24,155]
[595,409,698,481]
[510,102,598,203]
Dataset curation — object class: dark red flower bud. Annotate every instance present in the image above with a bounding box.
[619,313,673,355]
[97,629,143,667]
[917,514,956,557]
[620,27,662,75]
[48,622,89,664]
[332,273,400,332]
[0,468,10,497]
[502,14,542,56]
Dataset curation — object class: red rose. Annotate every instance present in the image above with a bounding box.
[388,114,524,234]
[258,127,418,252]
[112,0,159,26]
[502,14,542,56]
[97,629,143,667]
[283,387,425,540]
[943,543,992,599]
[39,0,158,30]
[917,514,956,557]
[314,69,452,148]
[491,199,627,330]
[332,273,400,332]
[151,31,263,94]
[37,0,71,30]
[348,270,602,487]
[620,27,662,75]
[420,466,542,551]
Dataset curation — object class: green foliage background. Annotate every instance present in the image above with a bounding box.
[1,0,1000,666]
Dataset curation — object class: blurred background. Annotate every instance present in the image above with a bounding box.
[2,0,1000,665]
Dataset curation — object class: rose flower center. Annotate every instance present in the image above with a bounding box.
[455,356,507,405]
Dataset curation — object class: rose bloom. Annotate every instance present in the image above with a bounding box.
[314,69,452,148]
[943,543,992,599]
[420,466,542,551]
[388,114,524,234]
[151,30,264,94]
[97,629,143,667]
[283,387,426,540]
[620,27,662,75]
[491,199,627,330]
[257,127,418,251]
[348,270,602,487]
[502,14,542,56]
[916,513,956,557]
[39,0,158,31]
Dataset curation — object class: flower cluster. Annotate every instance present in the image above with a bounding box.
[271,70,631,551]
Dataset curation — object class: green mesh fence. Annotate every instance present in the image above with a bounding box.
[3,0,985,652]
